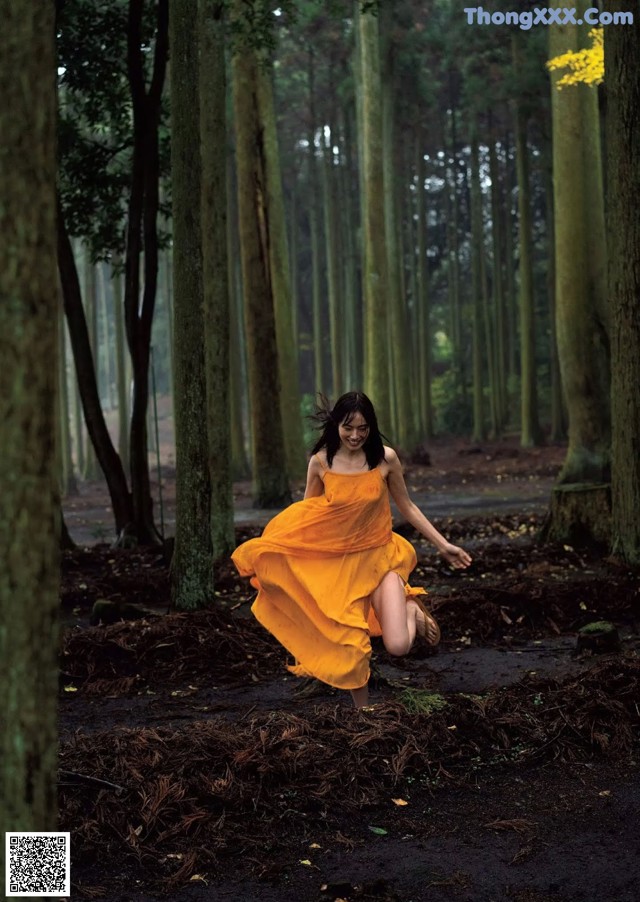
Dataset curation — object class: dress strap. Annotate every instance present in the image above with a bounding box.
[313,453,328,471]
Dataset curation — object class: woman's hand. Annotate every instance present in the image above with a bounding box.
[439,542,472,569]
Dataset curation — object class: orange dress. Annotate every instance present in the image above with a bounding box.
[231,459,427,690]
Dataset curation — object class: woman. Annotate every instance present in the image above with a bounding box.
[232,392,471,708]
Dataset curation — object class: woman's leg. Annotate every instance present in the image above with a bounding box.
[350,683,370,708]
[371,572,417,656]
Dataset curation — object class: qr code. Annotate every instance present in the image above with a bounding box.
[5,832,70,897]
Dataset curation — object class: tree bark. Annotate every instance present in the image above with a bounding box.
[0,0,59,857]
[169,0,214,608]
[124,0,168,544]
[58,206,133,531]
[605,3,640,564]
[512,37,543,447]
[357,4,391,431]
[545,0,611,543]
[469,115,485,443]
[256,58,306,479]
[199,0,235,560]
[232,22,290,507]
[549,2,610,486]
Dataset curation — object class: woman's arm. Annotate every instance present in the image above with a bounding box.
[303,454,325,499]
[385,448,472,569]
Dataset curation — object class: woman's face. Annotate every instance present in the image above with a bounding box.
[338,412,369,452]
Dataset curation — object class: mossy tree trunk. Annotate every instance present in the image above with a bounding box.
[227,158,250,480]
[255,56,306,480]
[546,0,610,544]
[544,163,566,442]
[169,0,213,608]
[357,4,390,432]
[199,0,235,560]
[549,3,610,488]
[605,4,640,564]
[231,20,290,507]
[0,0,59,862]
[381,28,412,450]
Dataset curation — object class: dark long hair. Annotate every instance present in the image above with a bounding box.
[309,392,387,469]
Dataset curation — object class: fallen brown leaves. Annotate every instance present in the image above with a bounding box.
[60,656,640,890]
[60,608,283,694]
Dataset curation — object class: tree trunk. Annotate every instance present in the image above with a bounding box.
[549,3,610,487]
[341,102,360,391]
[256,59,306,479]
[307,51,325,395]
[59,305,78,495]
[112,256,130,474]
[232,23,290,507]
[357,4,390,430]
[415,127,433,440]
[227,157,250,480]
[512,38,543,447]
[322,124,344,398]
[83,251,100,478]
[541,483,611,545]
[58,205,133,531]
[469,116,485,443]
[99,263,114,410]
[605,3,640,564]
[125,0,168,544]
[200,0,235,561]
[0,0,59,856]
[544,164,566,442]
[488,125,507,430]
[381,35,412,450]
[169,0,214,608]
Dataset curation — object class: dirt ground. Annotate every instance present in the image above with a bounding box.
[58,438,640,901]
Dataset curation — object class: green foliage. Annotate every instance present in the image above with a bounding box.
[400,688,448,716]
[57,0,170,260]
[432,369,473,435]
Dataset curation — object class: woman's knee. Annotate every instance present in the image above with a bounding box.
[382,635,412,657]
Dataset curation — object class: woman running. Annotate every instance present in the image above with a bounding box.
[232,392,472,708]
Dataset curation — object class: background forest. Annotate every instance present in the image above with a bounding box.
[1,0,639,895]
[51,0,639,600]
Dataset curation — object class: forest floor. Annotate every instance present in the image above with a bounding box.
[59,438,640,902]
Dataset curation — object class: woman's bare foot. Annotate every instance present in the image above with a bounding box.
[410,598,441,646]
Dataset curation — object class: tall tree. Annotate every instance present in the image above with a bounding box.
[232,4,290,507]
[606,2,640,564]
[469,113,486,443]
[357,3,390,431]
[549,3,609,483]
[544,0,610,542]
[170,0,213,608]
[255,52,306,479]
[513,34,543,447]
[125,0,169,543]
[200,0,235,560]
[0,0,59,865]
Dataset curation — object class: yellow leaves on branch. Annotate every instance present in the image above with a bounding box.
[547,28,604,87]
